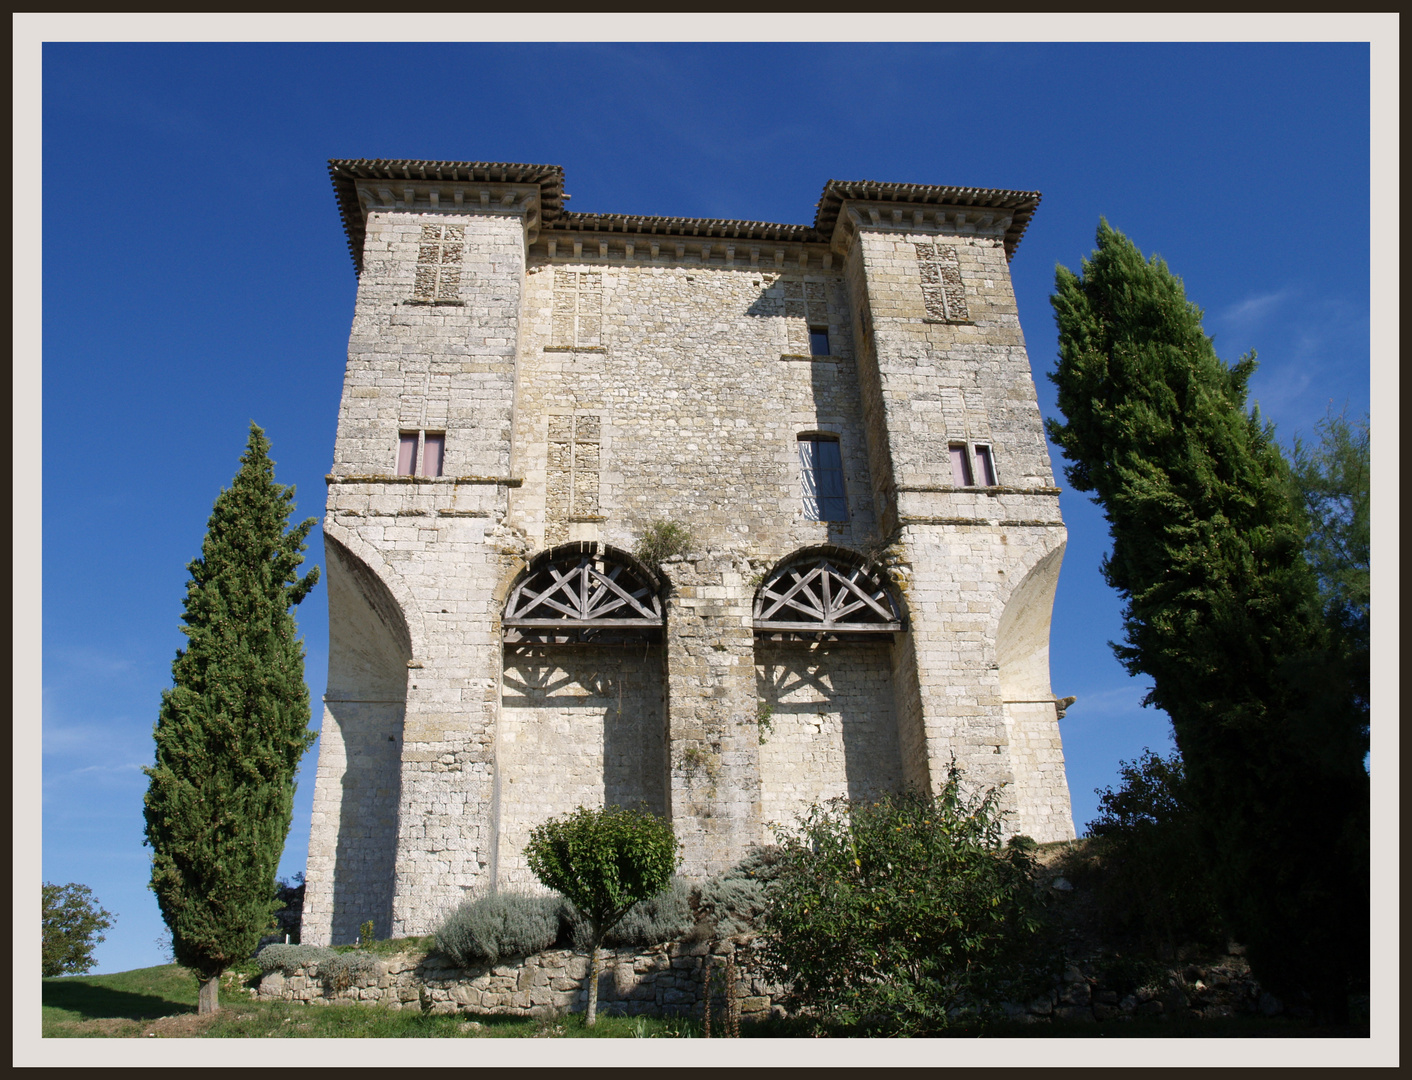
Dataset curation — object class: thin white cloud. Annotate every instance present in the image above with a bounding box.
[1216,289,1292,333]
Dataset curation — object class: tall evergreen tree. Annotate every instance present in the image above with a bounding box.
[143,423,319,1014]
[1047,222,1369,1022]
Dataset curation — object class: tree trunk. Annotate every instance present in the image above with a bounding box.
[585,937,601,1027]
[197,974,220,1015]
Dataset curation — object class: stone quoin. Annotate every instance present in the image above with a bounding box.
[303,159,1075,946]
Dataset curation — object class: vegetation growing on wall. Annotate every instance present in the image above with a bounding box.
[632,520,694,572]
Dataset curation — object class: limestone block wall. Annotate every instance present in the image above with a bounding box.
[507,255,878,556]
[495,644,668,890]
[314,171,1078,925]
[838,216,1071,830]
[754,640,902,839]
[314,199,544,940]
[661,553,764,877]
[331,204,535,478]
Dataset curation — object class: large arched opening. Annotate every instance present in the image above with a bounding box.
[306,533,411,945]
[752,547,905,838]
[494,542,669,889]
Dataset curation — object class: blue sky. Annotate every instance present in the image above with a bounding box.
[27,29,1390,985]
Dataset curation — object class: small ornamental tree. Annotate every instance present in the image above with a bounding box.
[42,882,115,977]
[525,806,680,1026]
[762,764,1050,1033]
[143,423,320,1014]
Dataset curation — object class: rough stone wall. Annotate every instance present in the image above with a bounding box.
[495,644,668,890]
[508,260,877,555]
[308,204,535,943]
[314,180,1077,932]
[754,640,902,839]
[256,939,777,1021]
[303,538,410,945]
[838,217,1071,834]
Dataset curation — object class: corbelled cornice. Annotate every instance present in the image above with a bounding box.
[330,159,1041,274]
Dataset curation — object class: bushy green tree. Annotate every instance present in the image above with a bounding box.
[1083,750,1224,955]
[762,765,1049,1033]
[525,805,680,1026]
[42,882,115,977]
[143,423,319,1014]
[1047,222,1369,1021]
[1290,407,1370,713]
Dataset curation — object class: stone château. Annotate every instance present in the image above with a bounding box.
[303,159,1076,946]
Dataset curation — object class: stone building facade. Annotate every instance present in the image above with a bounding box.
[303,159,1075,946]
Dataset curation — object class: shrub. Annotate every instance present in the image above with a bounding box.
[695,848,782,939]
[526,805,680,1025]
[633,520,693,571]
[567,876,695,950]
[435,892,563,969]
[1082,749,1226,955]
[255,942,336,974]
[42,882,116,977]
[318,950,381,993]
[761,762,1051,1033]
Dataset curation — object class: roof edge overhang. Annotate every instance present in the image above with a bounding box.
[814,180,1041,262]
[329,160,1041,273]
[329,159,566,274]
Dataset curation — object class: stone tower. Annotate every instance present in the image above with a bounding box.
[303,159,1075,946]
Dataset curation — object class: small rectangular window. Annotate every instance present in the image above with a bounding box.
[397,433,419,476]
[974,444,996,486]
[949,444,973,487]
[809,327,831,357]
[800,435,847,521]
[423,433,445,477]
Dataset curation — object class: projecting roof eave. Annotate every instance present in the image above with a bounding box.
[328,160,1042,273]
[328,158,567,274]
[814,180,1042,262]
[543,213,817,243]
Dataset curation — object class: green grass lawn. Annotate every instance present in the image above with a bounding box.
[41,965,707,1039]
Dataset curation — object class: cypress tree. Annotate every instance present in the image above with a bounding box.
[1047,222,1369,1022]
[143,423,320,1014]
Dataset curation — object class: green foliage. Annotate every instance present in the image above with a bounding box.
[526,805,680,1025]
[597,876,695,949]
[526,806,681,944]
[267,873,305,945]
[255,943,337,974]
[1047,223,1369,1019]
[632,520,693,571]
[755,702,774,745]
[1082,750,1225,955]
[435,892,563,968]
[142,423,320,992]
[358,920,376,949]
[42,882,115,977]
[1290,407,1370,713]
[761,764,1051,1033]
[695,848,781,939]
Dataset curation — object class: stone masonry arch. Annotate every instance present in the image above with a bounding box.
[493,540,669,890]
[303,531,415,945]
[993,540,1075,841]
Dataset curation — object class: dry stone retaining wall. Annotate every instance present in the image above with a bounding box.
[255,939,776,1021]
[253,942,1281,1027]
